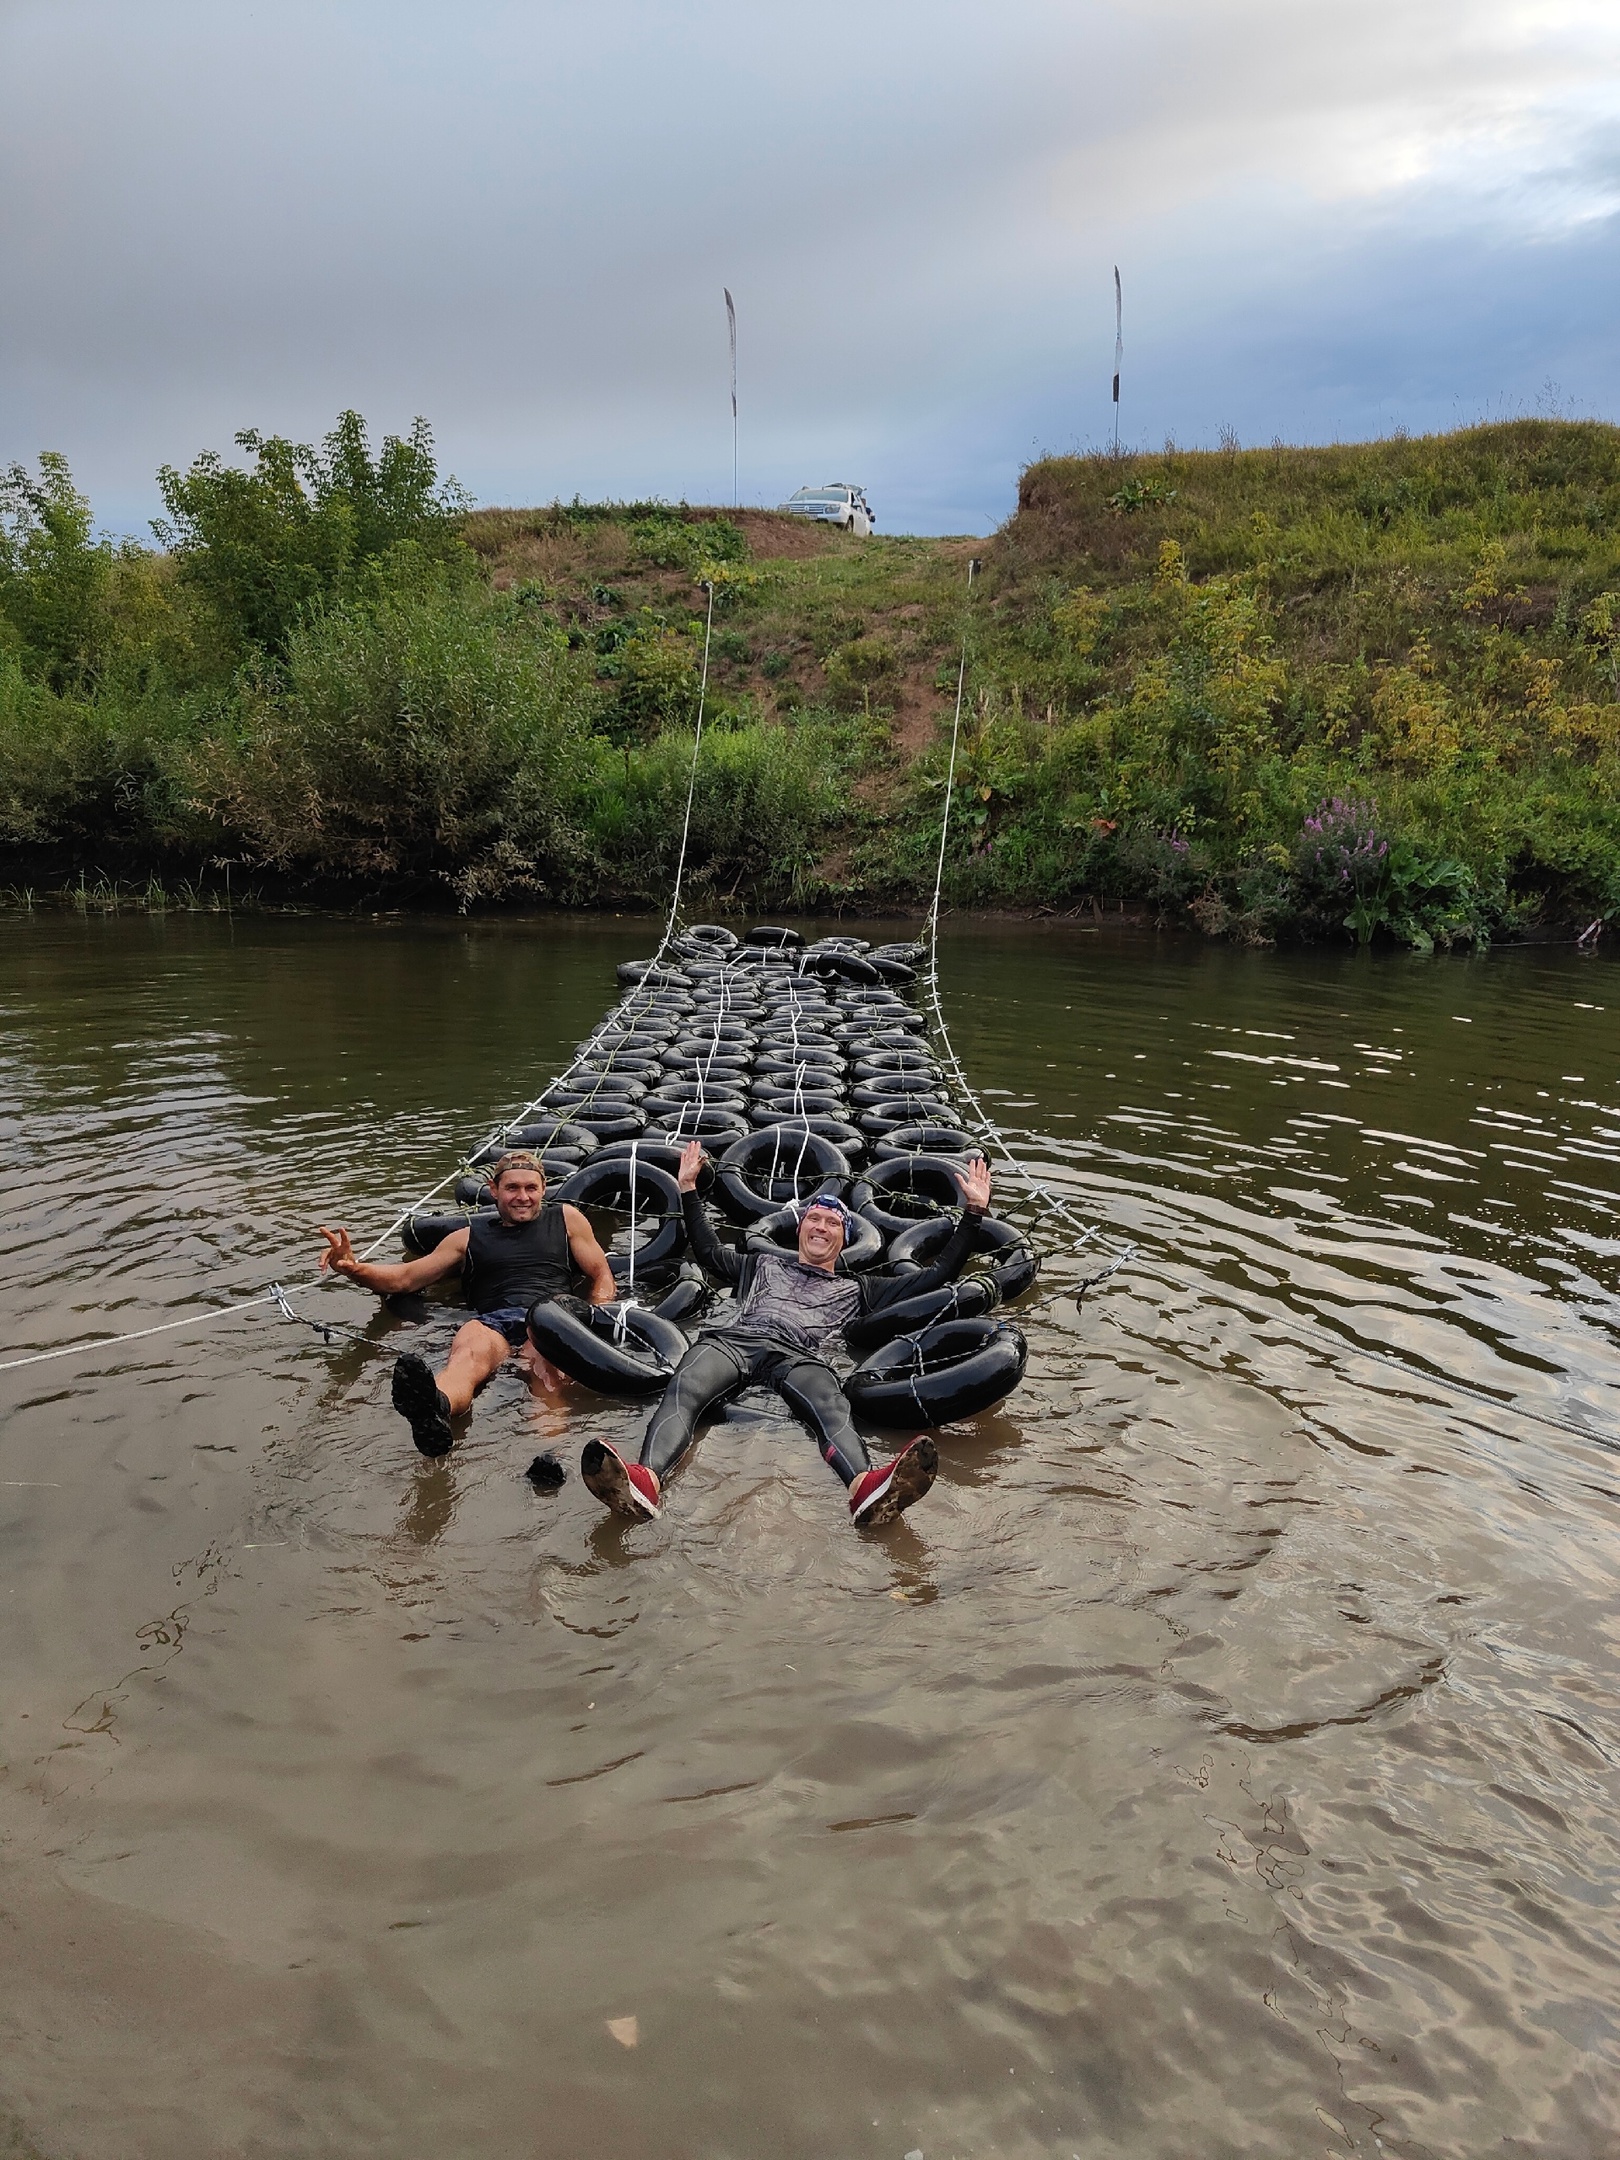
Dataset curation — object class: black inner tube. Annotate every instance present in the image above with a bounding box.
[842,1276,996,1354]
[714,1125,853,1222]
[859,1152,976,1236]
[886,1211,1038,1300]
[470,1120,600,1165]
[549,1158,687,1278]
[858,1100,958,1135]
[593,1137,718,1197]
[647,1104,751,1141]
[844,1316,1027,1429]
[871,1124,976,1161]
[526,1297,691,1397]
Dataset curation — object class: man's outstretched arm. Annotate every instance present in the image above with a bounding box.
[860,1153,993,1311]
[676,1141,744,1285]
[317,1223,469,1297]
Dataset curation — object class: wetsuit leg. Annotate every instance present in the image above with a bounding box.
[774,1355,872,1489]
[640,1338,752,1479]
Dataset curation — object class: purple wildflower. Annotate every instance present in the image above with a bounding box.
[1296,797,1390,896]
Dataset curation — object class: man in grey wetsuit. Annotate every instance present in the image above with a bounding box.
[581,1140,993,1529]
[319,1151,616,1457]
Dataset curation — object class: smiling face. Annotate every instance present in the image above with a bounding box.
[491,1163,546,1224]
[796,1203,847,1271]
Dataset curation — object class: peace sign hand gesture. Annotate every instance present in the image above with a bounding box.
[318,1225,361,1278]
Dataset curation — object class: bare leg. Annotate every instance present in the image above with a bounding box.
[516,1344,572,1396]
[435,1319,513,1414]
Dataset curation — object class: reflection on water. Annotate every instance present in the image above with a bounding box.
[1,914,1618,2160]
[401,1461,459,1548]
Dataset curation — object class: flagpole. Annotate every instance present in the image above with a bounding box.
[1112,266,1122,457]
[724,288,738,507]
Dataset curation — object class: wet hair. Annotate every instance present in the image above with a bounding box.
[489,1150,546,1187]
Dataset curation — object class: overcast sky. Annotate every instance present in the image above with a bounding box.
[4,0,1619,536]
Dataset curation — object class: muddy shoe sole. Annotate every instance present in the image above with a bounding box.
[392,1354,454,1458]
[853,1435,938,1528]
[581,1440,660,1520]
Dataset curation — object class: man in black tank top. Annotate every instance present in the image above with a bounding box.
[317,1152,616,1456]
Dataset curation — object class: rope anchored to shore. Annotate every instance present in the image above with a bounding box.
[920,556,1138,1277]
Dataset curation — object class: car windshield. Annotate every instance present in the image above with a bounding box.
[789,489,846,505]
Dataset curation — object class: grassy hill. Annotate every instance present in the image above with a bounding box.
[955,421,1620,942]
[4,416,1619,943]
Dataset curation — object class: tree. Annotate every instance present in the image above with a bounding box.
[155,410,471,659]
[0,453,110,691]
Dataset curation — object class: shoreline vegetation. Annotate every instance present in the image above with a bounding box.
[4,411,1617,948]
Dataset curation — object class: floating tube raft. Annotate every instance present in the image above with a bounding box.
[416,926,1031,1420]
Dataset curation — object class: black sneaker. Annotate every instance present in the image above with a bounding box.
[392,1353,454,1457]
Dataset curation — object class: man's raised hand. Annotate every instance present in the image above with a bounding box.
[954,1154,992,1214]
[676,1139,707,1194]
[318,1225,360,1277]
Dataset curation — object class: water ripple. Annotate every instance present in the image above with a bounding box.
[2,917,1618,2158]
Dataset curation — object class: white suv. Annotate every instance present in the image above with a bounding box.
[780,483,875,536]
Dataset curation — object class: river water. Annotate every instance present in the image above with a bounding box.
[1,913,1617,2160]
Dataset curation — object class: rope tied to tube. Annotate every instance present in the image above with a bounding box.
[624,1142,638,1302]
[268,1283,392,1358]
[919,557,1137,1274]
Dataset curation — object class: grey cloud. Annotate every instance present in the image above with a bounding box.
[2,0,1617,538]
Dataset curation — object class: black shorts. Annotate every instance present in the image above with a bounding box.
[473,1306,531,1348]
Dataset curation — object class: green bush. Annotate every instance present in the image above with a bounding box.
[156,411,472,661]
[629,512,745,573]
[877,429,1620,941]
[596,618,701,757]
[6,414,1620,935]
[582,716,862,904]
[824,635,898,710]
[0,651,205,854]
[0,454,110,691]
[183,560,598,902]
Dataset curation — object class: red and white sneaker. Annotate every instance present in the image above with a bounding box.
[848,1435,938,1529]
[581,1439,662,1521]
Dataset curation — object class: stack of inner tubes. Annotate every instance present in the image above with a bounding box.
[409,925,1034,1421]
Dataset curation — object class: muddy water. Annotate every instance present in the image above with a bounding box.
[1,914,1618,2160]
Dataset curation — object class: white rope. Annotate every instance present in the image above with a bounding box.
[0,994,685,1373]
[0,1290,293,1374]
[924,559,975,960]
[0,922,701,1379]
[358,600,723,1255]
[0,566,1107,1384]
[923,965,1133,1260]
[625,1141,638,1299]
[655,579,717,966]
[919,557,1135,1267]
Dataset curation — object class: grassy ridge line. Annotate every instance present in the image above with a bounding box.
[3,414,1618,941]
[967,421,1620,943]
[466,423,1620,944]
